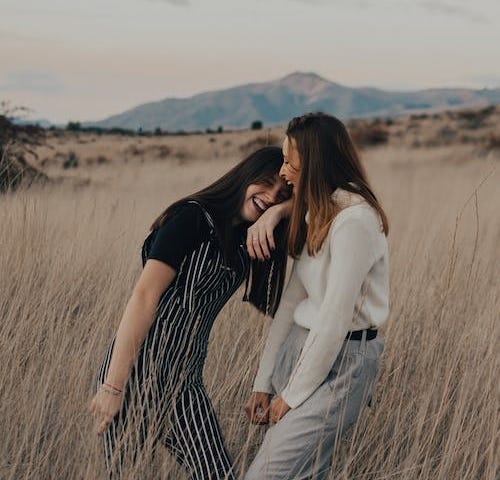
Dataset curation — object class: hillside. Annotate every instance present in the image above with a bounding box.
[88,72,500,131]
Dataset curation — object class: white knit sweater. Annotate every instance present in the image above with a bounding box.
[252,189,390,408]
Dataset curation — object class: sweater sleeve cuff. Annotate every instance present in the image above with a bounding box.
[252,377,274,394]
[280,386,311,409]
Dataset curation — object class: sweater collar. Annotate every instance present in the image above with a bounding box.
[304,185,365,224]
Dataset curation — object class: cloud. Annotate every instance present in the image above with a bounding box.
[419,0,488,23]
[292,0,489,21]
[146,0,190,5]
[0,70,64,94]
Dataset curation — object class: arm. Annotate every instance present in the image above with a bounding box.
[246,259,307,423]
[279,215,379,410]
[89,203,206,433]
[103,260,176,390]
[247,199,292,261]
[252,259,307,393]
[89,260,176,434]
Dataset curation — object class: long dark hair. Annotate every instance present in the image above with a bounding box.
[151,146,291,317]
[286,112,389,258]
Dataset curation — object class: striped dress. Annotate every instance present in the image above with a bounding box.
[96,200,249,479]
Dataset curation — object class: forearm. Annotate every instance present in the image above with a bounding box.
[273,198,292,219]
[280,217,378,408]
[104,291,158,390]
[253,307,295,393]
[253,261,306,392]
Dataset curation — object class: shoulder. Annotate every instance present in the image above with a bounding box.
[328,204,385,253]
[160,201,213,235]
[330,188,383,234]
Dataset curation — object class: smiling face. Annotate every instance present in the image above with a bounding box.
[240,174,291,222]
[280,136,301,192]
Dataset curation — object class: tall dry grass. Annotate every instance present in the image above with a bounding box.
[0,145,498,479]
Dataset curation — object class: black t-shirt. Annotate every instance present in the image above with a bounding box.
[147,203,211,271]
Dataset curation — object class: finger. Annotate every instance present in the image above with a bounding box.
[246,234,257,260]
[244,403,254,420]
[255,405,269,425]
[97,413,114,434]
[266,228,276,251]
[252,237,266,262]
[258,230,271,260]
[249,401,260,423]
[97,420,109,435]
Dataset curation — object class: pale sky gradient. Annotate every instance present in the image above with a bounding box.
[1,0,499,123]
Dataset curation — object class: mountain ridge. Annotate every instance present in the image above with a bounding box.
[88,72,500,131]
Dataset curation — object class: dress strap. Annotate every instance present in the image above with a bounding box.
[185,200,217,236]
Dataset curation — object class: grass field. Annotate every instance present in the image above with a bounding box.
[0,129,498,479]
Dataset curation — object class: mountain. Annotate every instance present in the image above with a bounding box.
[89,72,500,131]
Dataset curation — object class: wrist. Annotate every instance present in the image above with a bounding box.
[268,202,286,219]
[104,380,123,393]
[275,198,292,218]
[100,384,123,397]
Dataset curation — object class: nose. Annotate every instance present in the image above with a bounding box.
[266,186,279,205]
[279,163,287,179]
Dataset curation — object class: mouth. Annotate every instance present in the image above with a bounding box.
[252,196,269,214]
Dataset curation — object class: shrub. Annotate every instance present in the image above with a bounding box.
[485,134,500,150]
[251,120,263,130]
[66,121,81,131]
[239,133,280,155]
[155,145,171,159]
[348,121,389,147]
[0,109,48,192]
[456,105,495,130]
[63,151,79,169]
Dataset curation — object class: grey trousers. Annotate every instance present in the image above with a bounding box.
[245,324,384,480]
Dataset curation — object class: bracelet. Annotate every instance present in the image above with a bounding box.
[104,382,123,393]
[100,384,122,397]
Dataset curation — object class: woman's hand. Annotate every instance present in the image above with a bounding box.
[247,200,292,261]
[88,386,124,434]
[245,392,271,424]
[270,395,290,424]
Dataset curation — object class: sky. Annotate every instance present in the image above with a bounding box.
[1,0,499,123]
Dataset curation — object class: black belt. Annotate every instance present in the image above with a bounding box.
[345,328,378,341]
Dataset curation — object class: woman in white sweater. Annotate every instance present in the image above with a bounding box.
[244,112,390,480]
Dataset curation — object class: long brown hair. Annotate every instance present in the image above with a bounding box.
[150,146,291,316]
[286,112,388,258]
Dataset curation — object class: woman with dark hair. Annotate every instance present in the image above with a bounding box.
[245,113,390,480]
[88,146,292,479]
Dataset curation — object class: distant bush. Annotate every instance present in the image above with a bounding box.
[155,145,171,159]
[0,106,48,192]
[410,113,429,121]
[437,126,457,144]
[251,120,263,130]
[63,151,79,169]
[348,121,389,147]
[239,133,280,154]
[485,133,500,151]
[66,121,81,131]
[111,127,136,136]
[456,105,495,130]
